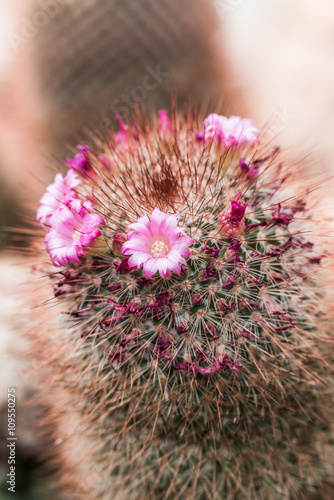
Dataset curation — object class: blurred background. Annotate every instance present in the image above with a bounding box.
[0,0,334,497]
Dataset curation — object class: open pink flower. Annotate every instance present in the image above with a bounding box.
[45,199,105,267]
[203,113,260,148]
[203,113,225,142]
[36,170,81,227]
[122,208,194,278]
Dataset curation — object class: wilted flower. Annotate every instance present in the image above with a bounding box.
[218,199,248,237]
[122,208,194,278]
[111,234,127,257]
[36,170,81,227]
[66,145,92,174]
[239,158,260,178]
[45,199,105,267]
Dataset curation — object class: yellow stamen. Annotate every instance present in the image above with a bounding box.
[151,240,169,258]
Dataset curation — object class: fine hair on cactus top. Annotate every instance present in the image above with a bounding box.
[32,107,334,500]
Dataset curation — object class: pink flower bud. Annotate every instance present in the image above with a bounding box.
[191,294,203,306]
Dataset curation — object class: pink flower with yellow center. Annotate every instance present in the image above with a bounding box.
[45,199,105,267]
[36,170,81,227]
[122,208,194,278]
[203,113,260,148]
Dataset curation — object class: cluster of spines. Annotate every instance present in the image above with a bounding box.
[55,181,316,381]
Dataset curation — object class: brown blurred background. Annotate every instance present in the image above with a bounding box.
[1,0,334,240]
[0,0,238,246]
[0,1,238,497]
[0,0,334,498]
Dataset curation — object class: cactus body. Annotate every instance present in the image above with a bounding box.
[32,110,334,499]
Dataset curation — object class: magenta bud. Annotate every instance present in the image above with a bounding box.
[217,300,236,312]
[108,282,122,293]
[177,321,189,334]
[192,294,203,306]
[217,299,228,311]
[138,277,155,287]
[205,323,218,339]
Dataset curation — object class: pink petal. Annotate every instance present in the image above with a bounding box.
[166,249,186,266]
[126,222,152,238]
[128,252,151,268]
[162,213,181,236]
[122,239,149,254]
[156,258,169,276]
[150,208,166,235]
[165,259,181,276]
[143,258,159,278]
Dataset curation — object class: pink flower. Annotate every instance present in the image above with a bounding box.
[66,145,92,174]
[114,114,129,146]
[218,199,248,237]
[45,199,105,267]
[122,208,194,278]
[203,113,225,142]
[158,109,172,135]
[114,115,141,152]
[203,113,260,148]
[36,170,81,227]
[239,158,259,179]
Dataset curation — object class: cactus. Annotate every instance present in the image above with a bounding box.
[32,109,334,499]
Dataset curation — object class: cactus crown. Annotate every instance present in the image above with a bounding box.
[35,109,333,499]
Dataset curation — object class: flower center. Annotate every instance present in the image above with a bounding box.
[73,230,81,240]
[151,240,169,258]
